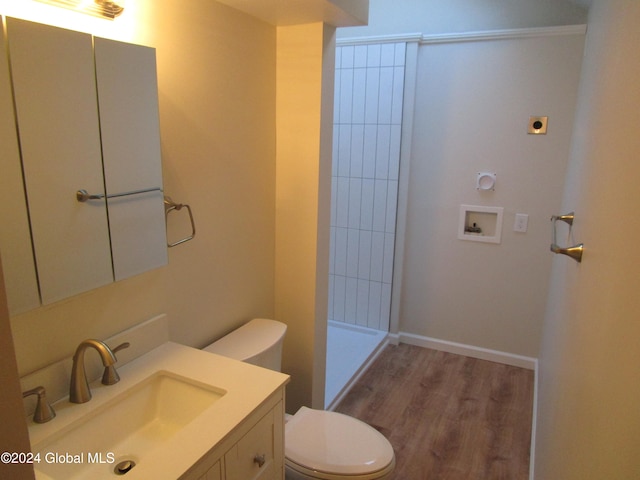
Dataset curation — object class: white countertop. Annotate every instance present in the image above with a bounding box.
[27,341,289,479]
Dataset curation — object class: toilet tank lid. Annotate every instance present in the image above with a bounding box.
[204,318,286,361]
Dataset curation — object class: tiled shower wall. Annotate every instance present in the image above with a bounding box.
[328,43,406,331]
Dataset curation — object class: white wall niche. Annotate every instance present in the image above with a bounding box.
[458,204,504,244]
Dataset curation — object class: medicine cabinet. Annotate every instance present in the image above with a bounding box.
[0,17,167,315]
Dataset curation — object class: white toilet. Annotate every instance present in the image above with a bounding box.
[203,318,395,480]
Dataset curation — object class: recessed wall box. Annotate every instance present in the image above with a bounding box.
[528,116,548,134]
[458,205,504,244]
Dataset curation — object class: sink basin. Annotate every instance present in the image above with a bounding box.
[33,371,226,479]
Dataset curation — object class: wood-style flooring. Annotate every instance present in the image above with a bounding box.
[334,344,534,480]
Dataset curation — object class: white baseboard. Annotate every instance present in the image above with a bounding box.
[396,331,537,370]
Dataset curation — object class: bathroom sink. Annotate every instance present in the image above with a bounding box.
[32,371,226,479]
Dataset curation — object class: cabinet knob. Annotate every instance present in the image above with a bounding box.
[253,454,266,468]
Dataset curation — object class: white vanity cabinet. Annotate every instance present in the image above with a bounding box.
[183,390,285,480]
[2,18,167,309]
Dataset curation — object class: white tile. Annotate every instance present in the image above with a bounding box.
[341,45,355,68]
[328,274,335,319]
[388,125,401,180]
[335,46,342,69]
[350,124,364,178]
[330,179,337,226]
[364,68,380,124]
[378,67,394,124]
[356,280,370,326]
[334,227,348,276]
[333,68,341,124]
[383,232,395,283]
[357,230,372,279]
[348,178,362,229]
[385,180,398,233]
[362,125,377,178]
[354,45,367,68]
[370,231,385,282]
[375,124,391,179]
[351,68,366,124]
[394,43,406,66]
[346,228,360,277]
[359,179,374,230]
[367,281,382,329]
[372,179,388,232]
[329,226,336,273]
[345,277,358,323]
[337,125,351,177]
[339,68,353,124]
[366,44,381,67]
[333,275,346,322]
[380,43,395,67]
[336,177,350,228]
[391,66,405,125]
[379,283,392,331]
[332,124,339,177]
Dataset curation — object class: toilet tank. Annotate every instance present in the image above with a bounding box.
[203,318,287,372]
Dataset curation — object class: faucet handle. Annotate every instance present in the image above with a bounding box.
[101,342,130,385]
[23,386,56,423]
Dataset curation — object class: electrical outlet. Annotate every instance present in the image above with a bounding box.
[514,213,529,233]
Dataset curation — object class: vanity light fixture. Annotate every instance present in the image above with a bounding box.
[34,0,125,19]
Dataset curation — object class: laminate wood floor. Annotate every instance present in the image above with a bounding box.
[334,344,534,480]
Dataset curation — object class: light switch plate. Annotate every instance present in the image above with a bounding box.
[514,213,529,233]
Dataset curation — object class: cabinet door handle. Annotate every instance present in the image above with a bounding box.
[253,454,266,468]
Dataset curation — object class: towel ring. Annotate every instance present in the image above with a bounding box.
[164,196,196,247]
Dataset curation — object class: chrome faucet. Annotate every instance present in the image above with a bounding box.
[69,339,117,404]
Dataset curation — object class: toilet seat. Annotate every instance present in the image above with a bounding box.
[285,407,395,479]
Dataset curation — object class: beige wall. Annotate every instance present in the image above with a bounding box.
[534,1,640,477]
[2,0,277,376]
[400,33,584,358]
[276,23,335,411]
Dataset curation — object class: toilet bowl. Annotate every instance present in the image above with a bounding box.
[203,318,395,480]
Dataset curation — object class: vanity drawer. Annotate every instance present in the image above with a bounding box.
[225,407,277,480]
[198,460,222,480]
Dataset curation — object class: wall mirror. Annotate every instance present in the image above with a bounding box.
[0,17,167,317]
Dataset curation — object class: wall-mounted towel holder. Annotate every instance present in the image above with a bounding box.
[550,212,583,263]
[164,196,196,247]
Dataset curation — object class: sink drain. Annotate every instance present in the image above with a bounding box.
[114,460,136,475]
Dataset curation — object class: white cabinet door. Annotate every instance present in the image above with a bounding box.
[0,18,40,315]
[94,37,167,280]
[7,18,113,305]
